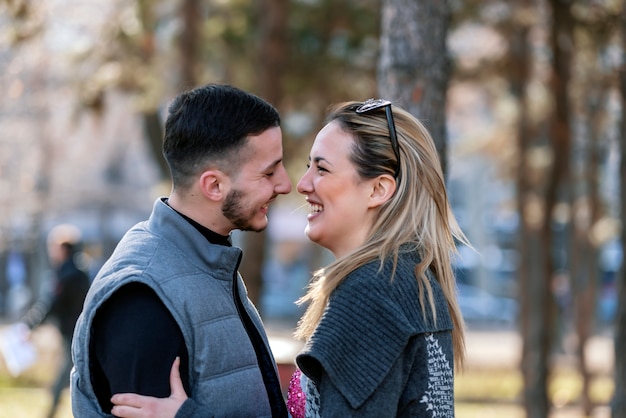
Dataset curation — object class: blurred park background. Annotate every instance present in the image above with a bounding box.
[0,0,624,417]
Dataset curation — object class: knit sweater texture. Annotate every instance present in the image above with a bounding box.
[295,250,455,416]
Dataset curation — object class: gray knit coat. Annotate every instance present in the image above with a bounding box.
[296,250,456,417]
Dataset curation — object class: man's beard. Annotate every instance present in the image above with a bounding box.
[222,189,266,232]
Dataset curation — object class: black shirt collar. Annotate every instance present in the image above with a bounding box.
[165,199,232,247]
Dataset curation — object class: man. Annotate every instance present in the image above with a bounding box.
[71,84,292,417]
[21,224,90,418]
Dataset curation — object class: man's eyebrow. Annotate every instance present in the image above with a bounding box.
[262,158,283,171]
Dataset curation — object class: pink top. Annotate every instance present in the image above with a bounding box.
[287,368,306,418]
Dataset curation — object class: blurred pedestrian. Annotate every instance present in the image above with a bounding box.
[109,99,469,417]
[71,84,292,417]
[20,223,90,418]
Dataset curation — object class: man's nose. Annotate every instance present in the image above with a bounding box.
[276,167,293,194]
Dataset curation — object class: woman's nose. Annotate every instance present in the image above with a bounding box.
[296,171,311,195]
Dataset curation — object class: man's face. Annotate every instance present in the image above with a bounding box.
[221,126,292,232]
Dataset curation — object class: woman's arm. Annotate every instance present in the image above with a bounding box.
[313,333,452,417]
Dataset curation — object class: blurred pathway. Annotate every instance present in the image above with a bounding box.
[464,328,614,373]
[267,323,614,373]
[0,322,616,418]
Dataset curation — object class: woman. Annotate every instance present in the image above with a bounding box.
[286,99,467,417]
[111,99,468,417]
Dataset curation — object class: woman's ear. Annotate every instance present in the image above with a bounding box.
[368,175,396,208]
[199,170,227,201]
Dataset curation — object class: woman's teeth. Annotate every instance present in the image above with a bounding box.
[310,203,323,213]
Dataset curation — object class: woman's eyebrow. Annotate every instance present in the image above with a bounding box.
[312,156,332,166]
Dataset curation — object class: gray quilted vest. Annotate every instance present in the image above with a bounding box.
[71,199,274,417]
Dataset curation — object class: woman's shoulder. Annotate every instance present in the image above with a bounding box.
[341,250,423,291]
[337,250,452,332]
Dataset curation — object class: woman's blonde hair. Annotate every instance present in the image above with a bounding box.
[295,101,469,370]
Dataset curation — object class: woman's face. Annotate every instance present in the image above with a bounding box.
[296,121,378,258]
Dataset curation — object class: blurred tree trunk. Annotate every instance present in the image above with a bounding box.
[31,54,54,297]
[138,0,202,183]
[179,0,201,90]
[140,0,201,182]
[570,75,605,417]
[238,0,288,307]
[509,2,533,347]
[613,4,626,415]
[570,101,599,416]
[143,111,168,180]
[138,0,168,181]
[529,1,574,416]
[508,1,554,416]
[138,0,201,182]
[377,0,450,176]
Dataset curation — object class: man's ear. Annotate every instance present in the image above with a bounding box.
[368,175,396,208]
[199,170,228,201]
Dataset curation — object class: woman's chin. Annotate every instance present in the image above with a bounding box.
[304,227,322,246]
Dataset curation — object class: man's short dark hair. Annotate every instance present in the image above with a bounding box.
[163,84,281,189]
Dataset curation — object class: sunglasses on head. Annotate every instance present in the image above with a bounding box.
[355,99,401,178]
